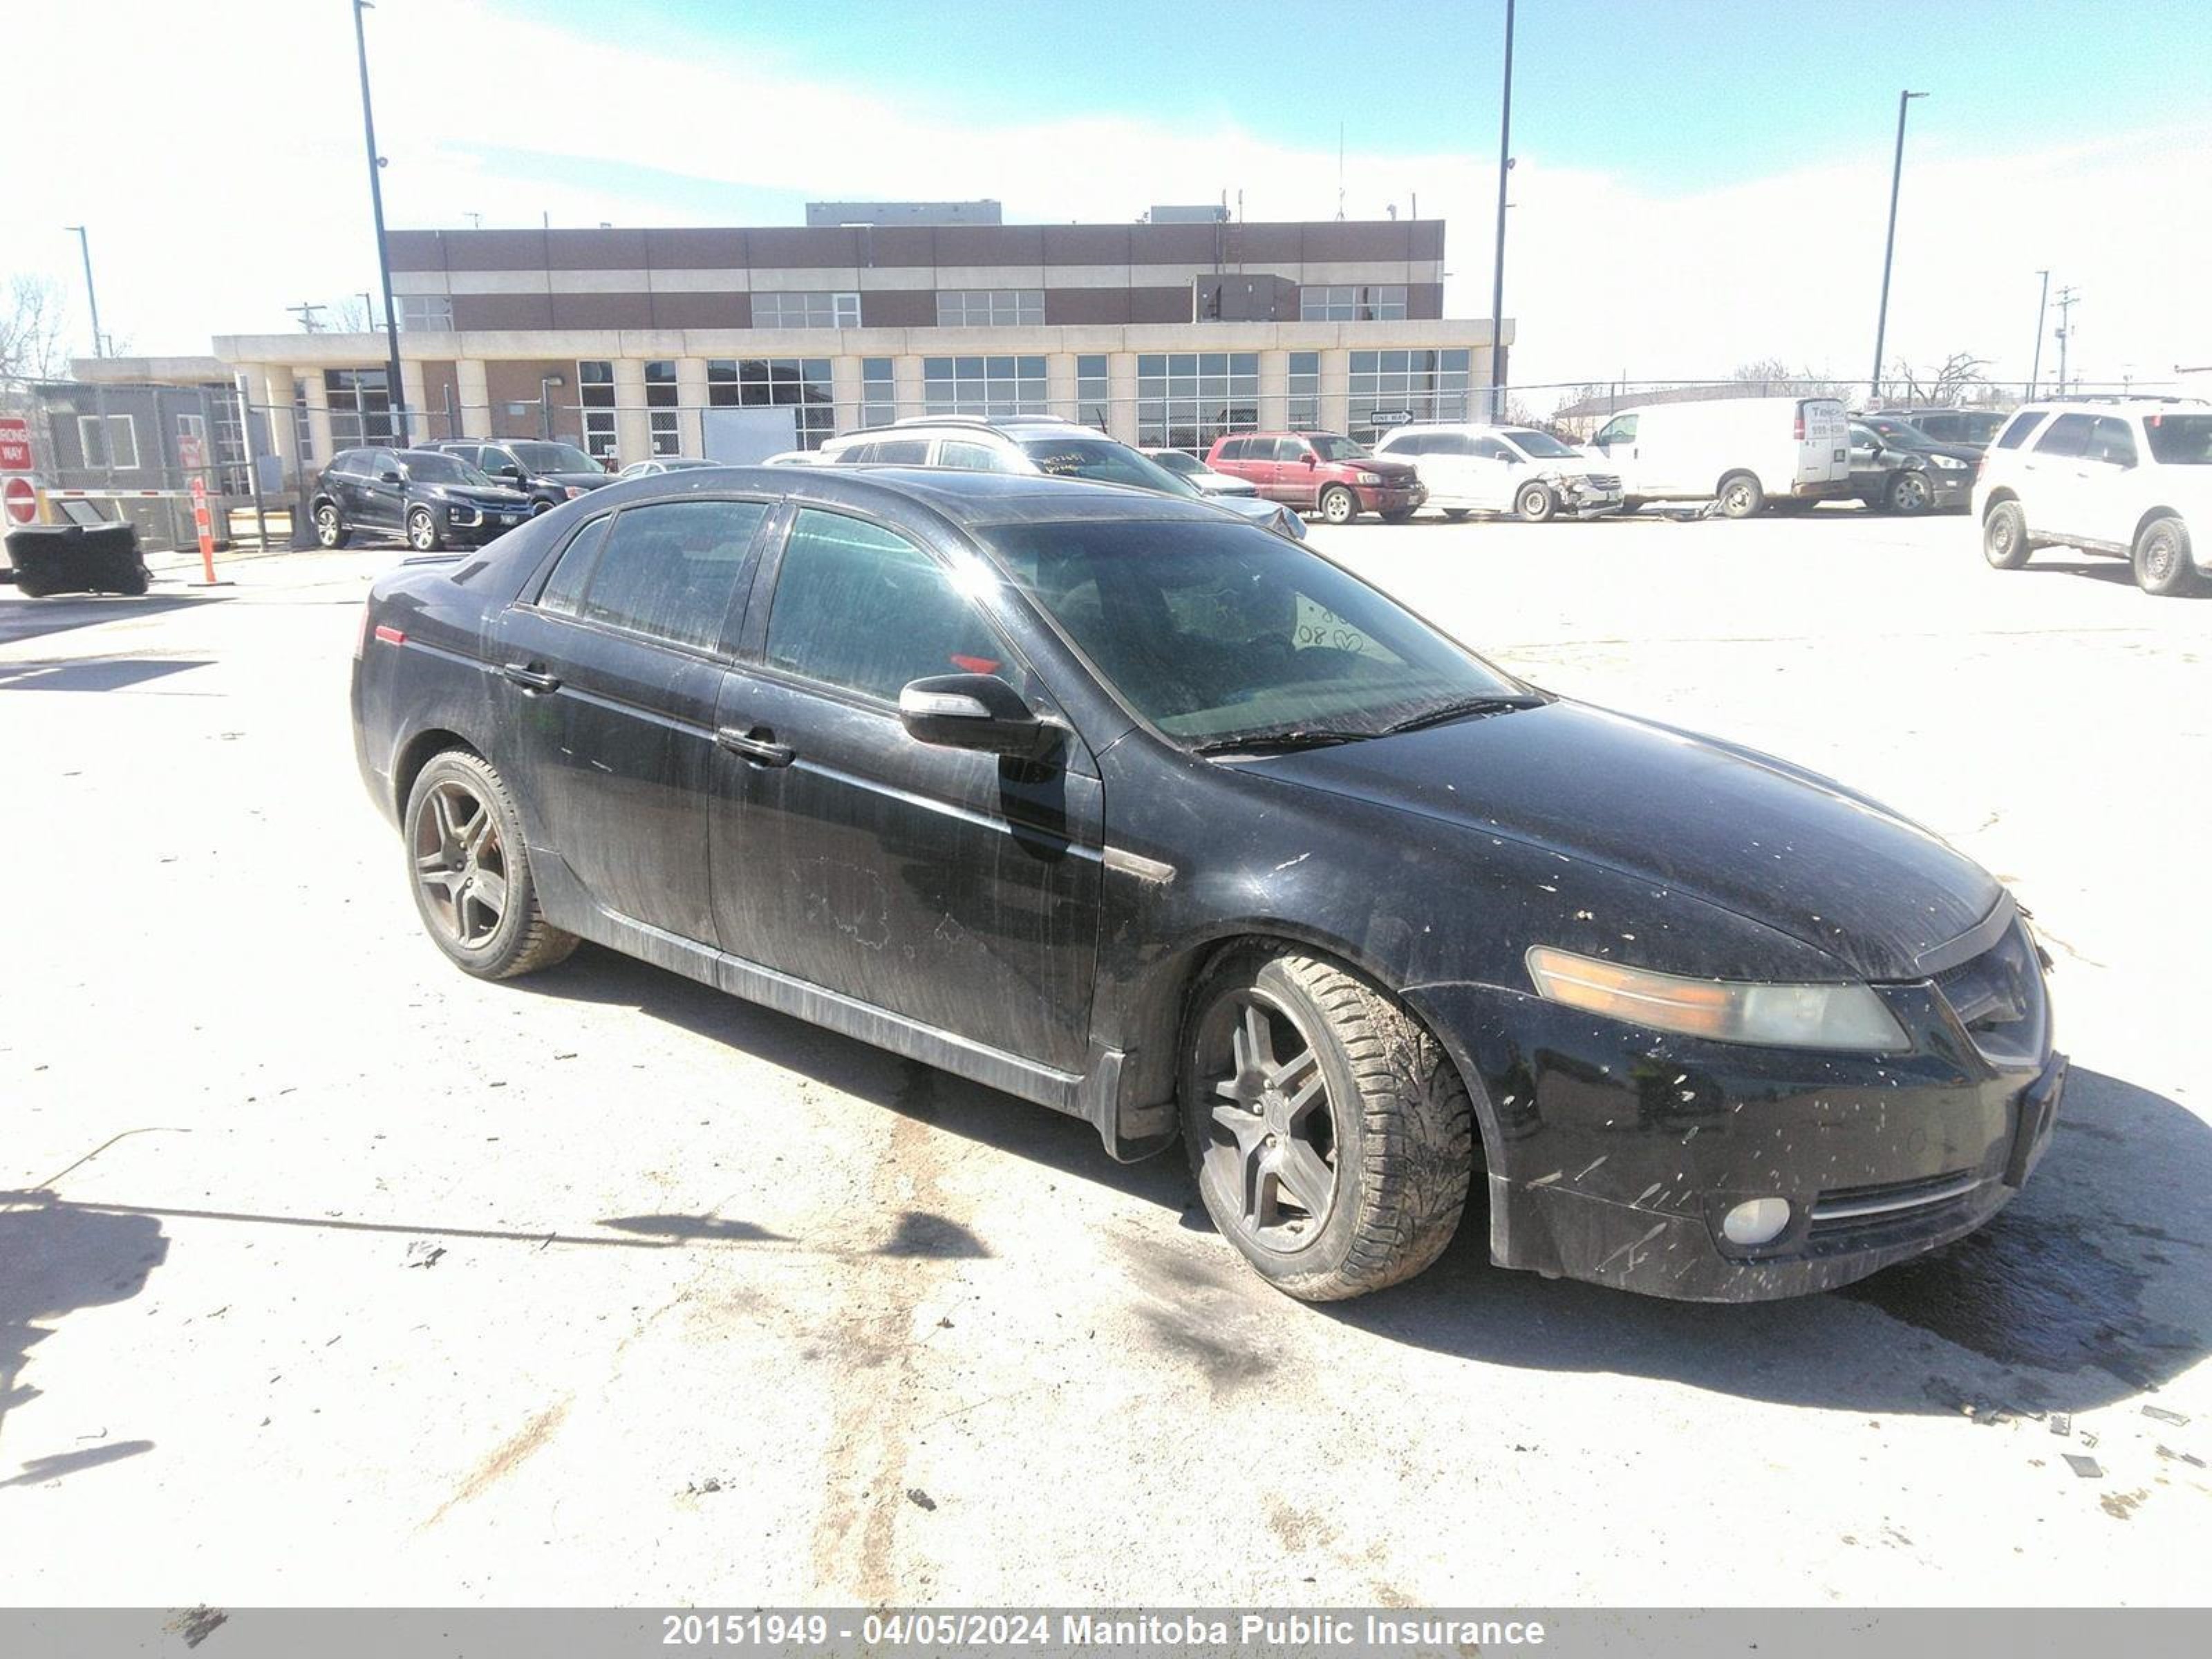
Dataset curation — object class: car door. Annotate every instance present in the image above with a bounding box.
[355,448,404,531]
[2070,416,2141,546]
[708,504,1102,1074]
[1589,415,1640,494]
[1465,436,1522,510]
[492,496,773,944]
[2023,413,2095,536]
[1421,433,1483,507]
[1271,436,1320,507]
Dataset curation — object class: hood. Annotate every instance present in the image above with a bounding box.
[1235,700,2001,981]
[1353,456,1421,483]
[538,471,612,489]
[438,483,533,506]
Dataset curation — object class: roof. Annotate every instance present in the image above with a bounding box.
[611,462,1228,532]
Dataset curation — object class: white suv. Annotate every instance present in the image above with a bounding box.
[1976,400,2212,596]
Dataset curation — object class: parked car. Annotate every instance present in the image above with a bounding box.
[353,466,2062,1303]
[1141,448,1260,498]
[815,416,1306,539]
[1584,396,1853,516]
[1976,400,2212,595]
[1845,420,1976,515]
[310,447,534,552]
[1873,406,2009,451]
[1371,422,1623,521]
[1205,432,1425,524]
[420,439,615,515]
[617,457,722,479]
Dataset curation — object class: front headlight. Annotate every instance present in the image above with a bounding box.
[1526,946,1908,1051]
[562,484,586,499]
[1932,456,1967,471]
[1354,471,1382,485]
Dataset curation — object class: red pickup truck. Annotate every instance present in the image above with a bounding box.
[1204,431,1425,525]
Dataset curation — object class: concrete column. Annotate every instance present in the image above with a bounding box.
[611,357,650,467]
[1046,353,1078,424]
[677,357,711,454]
[1318,348,1352,438]
[1257,350,1289,432]
[893,355,926,423]
[456,359,492,437]
[302,371,334,468]
[258,366,297,487]
[399,360,428,444]
[1106,352,1141,446]
[828,355,865,439]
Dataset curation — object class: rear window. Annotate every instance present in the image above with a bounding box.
[1215,438,1248,461]
[1994,412,2044,450]
[2144,414,2212,465]
[2032,413,2094,458]
[2089,418,2137,467]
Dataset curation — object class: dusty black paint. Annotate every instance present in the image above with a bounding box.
[352,466,2062,1302]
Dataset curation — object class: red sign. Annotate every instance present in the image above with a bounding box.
[3,475,35,524]
[178,433,206,472]
[0,416,32,472]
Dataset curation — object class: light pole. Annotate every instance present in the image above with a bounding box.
[353,0,409,444]
[2028,270,2050,399]
[1487,0,1516,420]
[63,225,104,359]
[1869,89,1927,404]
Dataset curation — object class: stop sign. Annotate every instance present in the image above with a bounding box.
[3,476,36,525]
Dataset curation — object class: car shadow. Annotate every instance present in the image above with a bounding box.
[2024,559,2209,594]
[0,592,222,648]
[0,657,214,693]
[514,950,2206,1416]
[0,1191,167,1483]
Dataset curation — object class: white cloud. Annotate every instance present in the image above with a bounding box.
[8,0,2203,398]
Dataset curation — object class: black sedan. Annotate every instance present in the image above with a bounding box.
[1846,419,1979,514]
[312,448,534,552]
[350,468,2063,1302]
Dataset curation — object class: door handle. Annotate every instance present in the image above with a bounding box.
[502,662,562,693]
[716,725,796,767]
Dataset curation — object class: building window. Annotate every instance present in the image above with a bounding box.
[860,358,897,428]
[921,355,1048,418]
[1347,348,1472,443]
[753,291,861,330]
[1075,355,1110,430]
[645,359,681,456]
[935,290,1044,328]
[1134,352,1259,453]
[397,294,454,332]
[1300,285,1407,322]
[326,368,393,447]
[294,386,315,465]
[707,357,836,449]
[76,413,140,470]
[1287,352,1320,430]
[578,360,617,460]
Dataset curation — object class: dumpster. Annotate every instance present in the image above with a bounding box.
[2,523,151,598]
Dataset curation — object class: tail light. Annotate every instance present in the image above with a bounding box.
[1793,411,1806,440]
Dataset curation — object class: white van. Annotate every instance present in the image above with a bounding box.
[1370,422,1624,522]
[1584,396,1853,516]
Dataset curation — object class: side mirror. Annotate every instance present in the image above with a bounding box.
[1501,453,1522,467]
[379,470,402,484]
[496,464,525,481]
[899,673,1059,759]
[1302,453,1318,467]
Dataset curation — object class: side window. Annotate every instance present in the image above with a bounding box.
[1382,433,1424,456]
[1593,415,1637,446]
[1216,438,1247,462]
[766,509,1010,702]
[2090,417,2137,467]
[1429,434,1473,456]
[448,444,481,467]
[1273,437,1309,462]
[2032,413,2092,458]
[562,500,768,650]
[938,440,1013,473]
[1917,414,1956,441]
[369,449,400,477]
[1470,438,1515,462]
[868,438,931,465]
[1994,413,2042,450]
[483,447,518,474]
[331,449,364,476]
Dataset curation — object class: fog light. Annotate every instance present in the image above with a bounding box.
[1722,1197,1792,1246]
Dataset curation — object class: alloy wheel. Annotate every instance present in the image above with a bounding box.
[1891,474,1929,513]
[1201,989,1340,1250]
[315,505,341,547]
[411,779,508,948]
[408,510,438,551]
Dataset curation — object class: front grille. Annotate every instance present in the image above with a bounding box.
[1586,473,1621,489]
[1809,1169,1983,1235]
[1932,919,2047,1065]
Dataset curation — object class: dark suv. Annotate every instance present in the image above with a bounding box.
[311,448,535,552]
[422,439,615,515]
[1205,431,1424,524]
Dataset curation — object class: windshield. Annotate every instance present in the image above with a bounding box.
[2144,414,2212,465]
[1867,418,1940,451]
[1500,428,1580,460]
[401,452,492,486]
[1148,450,1203,476]
[984,518,1524,744]
[1020,437,1201,498]
[510,441,602,474]
[1308,435,1371,462]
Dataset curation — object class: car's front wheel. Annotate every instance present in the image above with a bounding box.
[406,507,443,552]
[404,749,577,980]
[1181,946,1474,1301]
[1886,471,1931,515]
[313,502,350,548]
[1983,500,2032,569]
[2133,515,2200,597]
[1516,482,1557,523]
[1318,485,1358,525]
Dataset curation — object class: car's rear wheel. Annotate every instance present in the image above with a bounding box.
[1983,500,2032,569]
[2133,515,2200,597]
[1181,946,1474,1301]
[1516,482,1557,523]
[1716,471,1765,518]
[404,750,577,980]
[1886,471,1931,515]
[1318,485,1358,525]
[406,507,443,553]
[313,503,350,549]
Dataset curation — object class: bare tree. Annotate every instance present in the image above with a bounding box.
[1731,359,1848,400]
[0,274,73,381]
[1882,352,1991,406]
[332,297,373,333]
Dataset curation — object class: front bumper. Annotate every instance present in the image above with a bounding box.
[1925,470,1974,511]
[442,502,530,543]
[1407,978,2063,1302]
[1353,482,1425,513]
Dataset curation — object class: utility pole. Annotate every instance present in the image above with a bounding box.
[2052,286,2079,397]
[288,302,328,333]
[1488,0,1516,421]
[2028,270,2050,399]
[353,0,411,444]
[1870,90,1928,405]
[63,225,104,359]
[358,291,377,331]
